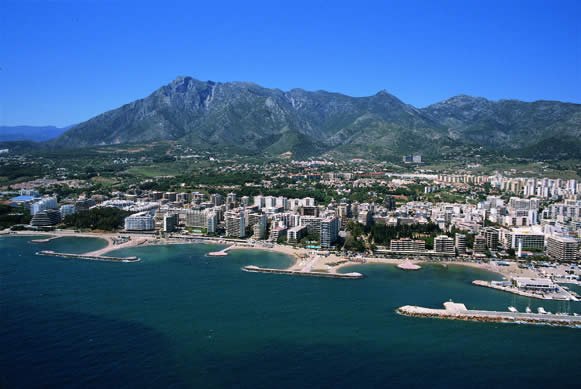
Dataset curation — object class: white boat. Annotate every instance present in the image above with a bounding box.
[525,307,532,313]
[538,307,547,314]
[508,306,518,313]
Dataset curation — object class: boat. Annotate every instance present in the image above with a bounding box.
[538,307,547,314]
[508,306,518,313]
[525,307,532,313]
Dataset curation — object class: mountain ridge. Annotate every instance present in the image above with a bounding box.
[51,76,581,159]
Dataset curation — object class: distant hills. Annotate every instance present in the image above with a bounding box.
[39,77,581,159]
[0,126,70,142]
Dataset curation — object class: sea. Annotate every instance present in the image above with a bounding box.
[1,236,580,388]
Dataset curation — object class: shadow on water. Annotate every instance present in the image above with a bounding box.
[0,301,187,388]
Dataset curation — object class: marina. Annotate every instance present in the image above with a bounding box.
[396,301,581,328]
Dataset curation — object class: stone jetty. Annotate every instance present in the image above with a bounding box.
[396,301,581,328]
[242,265,364,279]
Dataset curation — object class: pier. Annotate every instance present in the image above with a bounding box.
[208,245,235,257]
[396,301,581,328]
[30,236,61,243]
[37,250,140,263]
[242,265,364,279]
[473,280,578,301]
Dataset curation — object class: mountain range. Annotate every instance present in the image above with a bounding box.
[46,76,581,159]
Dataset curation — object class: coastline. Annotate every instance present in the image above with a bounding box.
[6,230,531,279]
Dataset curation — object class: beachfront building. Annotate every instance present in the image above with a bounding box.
[225,210,246,238]
[163,213,179,233]
[30,197,58,215]
[455,233,467,254]
[30,209,61,227]
[300,216,322,237]
[124,212,155,231]
[502,227,545,251]
[546,235,579,262]
[483,228,500,251]
[390,238,426,252]
[473,235,487,254]
[59,204,76,218]
[287,225,308,244]
[434,235,455,254]
[320,216,340,249]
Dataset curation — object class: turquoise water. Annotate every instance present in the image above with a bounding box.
[1,236,580,388]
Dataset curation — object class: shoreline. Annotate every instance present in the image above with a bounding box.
[4,230,543,280]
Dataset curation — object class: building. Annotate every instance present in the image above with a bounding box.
[59,204,76,218]
[30,209,61,227]
[252,214,268,240]
[300,216,322,237]
[546,235,579,262]
[163,213,179,233]
[287,225,308,244]
[124,212,155,231]
[455,233,467,254]
[390,238,426,252]
[434,235,455,254]
[503,227,545,251]
[483,228,499,251]
[512,277,559,293]
[31,197,58,215]
[225,210,246,238]
[270,225,287,242]
[320,216,340,249]
[473,235,487,254]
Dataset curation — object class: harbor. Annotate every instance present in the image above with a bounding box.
[397,301,581,328]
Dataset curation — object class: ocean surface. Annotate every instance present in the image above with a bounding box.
[1,236,580,388]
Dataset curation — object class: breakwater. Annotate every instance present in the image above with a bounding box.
[242,265,364,279]
[37,250,140,263]
[397,302,581,328]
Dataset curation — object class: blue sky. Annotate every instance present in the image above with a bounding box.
[1,0,580,126]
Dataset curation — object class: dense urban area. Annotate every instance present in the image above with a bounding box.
[1,146,580,299]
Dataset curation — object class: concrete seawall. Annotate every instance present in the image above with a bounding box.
[37,250,140,263]
[396,302,581,328]
[242,265,364,279]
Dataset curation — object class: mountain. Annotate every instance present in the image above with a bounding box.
[0,126,70,142]
[53,77,581,159]
[422,95,581,157]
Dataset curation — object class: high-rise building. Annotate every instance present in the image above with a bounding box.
[434,235,455,254]
[473,235,487,254]
[124,212,155,231]
[225,210,246,238]
[546,235,578,262]
[390,238,426,252]
[300,216,321,237]
[30,209,61,227]
[287,225,307,243]
[455,233,467,254]
[59,204,76,218]
[483,228,499,251]
[252,214,267,240]
[31,197,58,215]
[163,213,179,232]
[210,193,224,206]
[320,216,340,249]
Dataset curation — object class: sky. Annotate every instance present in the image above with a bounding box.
[0,0,580,126]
